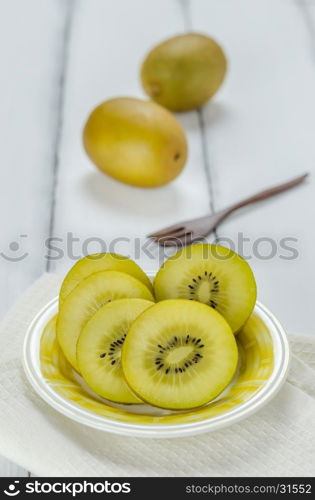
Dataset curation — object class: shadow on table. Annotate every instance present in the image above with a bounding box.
[81,171,183,218]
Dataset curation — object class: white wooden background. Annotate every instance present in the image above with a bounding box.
[0,0,314,477]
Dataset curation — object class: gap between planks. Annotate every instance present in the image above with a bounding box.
[46,0,76,272]
[179,0,218,240]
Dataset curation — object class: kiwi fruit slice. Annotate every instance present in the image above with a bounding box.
[57,270,154,371]
[59,253,152,305]
[122,299,238,410]
[77,298,154,404]
[154,244,256,333]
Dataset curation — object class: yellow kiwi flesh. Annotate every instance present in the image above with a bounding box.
[122,299,238,410]
[154,244,257,333]
[77,299,154,404]
[57,270,154,372]
[59,253,152,305]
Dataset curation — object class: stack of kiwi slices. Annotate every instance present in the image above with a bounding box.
[55,245,257,410]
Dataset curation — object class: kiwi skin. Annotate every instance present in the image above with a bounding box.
[141,33,227,112]
[83,97,188,188]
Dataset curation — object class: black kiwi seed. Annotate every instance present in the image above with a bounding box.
[105,331,128,365]
[154,334,206,373]
[187,272,221,310]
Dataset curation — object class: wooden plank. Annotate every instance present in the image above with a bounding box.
[0,457,28,478]
[0,0,71,315]
[189,0,315,334]
[51,0,212,276]
[0,0,71,477]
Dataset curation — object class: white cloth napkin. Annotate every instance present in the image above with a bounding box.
[0,274,314,477]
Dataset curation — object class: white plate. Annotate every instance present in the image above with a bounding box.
[23,297,290,438]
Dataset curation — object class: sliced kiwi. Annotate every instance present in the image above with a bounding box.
[59,253,152,305]
[56,270,154,371]
[77,298,154,404]
[154,244,257,333]
[122,299,238,410]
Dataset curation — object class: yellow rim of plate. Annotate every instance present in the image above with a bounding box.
[40,311,274,425]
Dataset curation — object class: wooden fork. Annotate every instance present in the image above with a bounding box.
[148,173,309,247]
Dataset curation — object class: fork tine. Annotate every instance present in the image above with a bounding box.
[153,238,182,247]
[147,224,186,239]
[156,231,205,247]
[155,239,179,247]
[154,232,194,247]
[154,231,189,244]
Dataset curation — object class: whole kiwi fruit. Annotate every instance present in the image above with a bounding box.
[141,33,227,112]
[83,97,188,187]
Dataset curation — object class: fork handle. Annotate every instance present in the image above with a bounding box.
[222,173,309,217]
